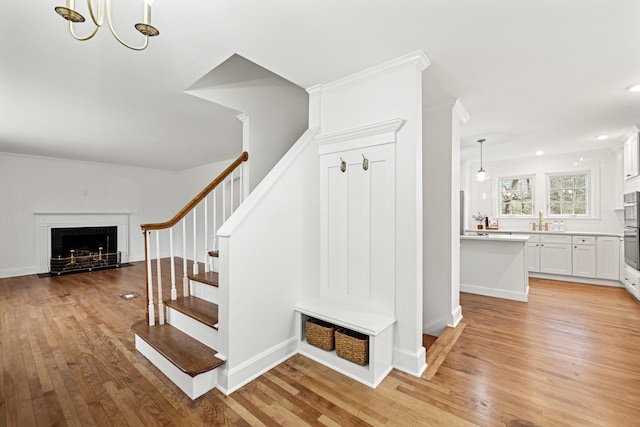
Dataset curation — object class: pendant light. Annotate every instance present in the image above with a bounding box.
[475,138,490,182]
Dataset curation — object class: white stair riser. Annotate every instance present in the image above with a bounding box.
[190,280,219,305]
[166,306,219,351]
[134,335,219,400]
[211,257,219,273]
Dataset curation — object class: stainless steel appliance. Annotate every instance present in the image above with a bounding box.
[624,191,640,268]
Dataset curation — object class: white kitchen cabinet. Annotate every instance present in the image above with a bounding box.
[572,236,596,278]
[624,132,639,180]
[597,236,620,280]
[527,235,540,272]
[539,235,572,275]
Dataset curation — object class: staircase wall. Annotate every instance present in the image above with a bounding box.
[216,129,320,394]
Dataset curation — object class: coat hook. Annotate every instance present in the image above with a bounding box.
[362,154,369,171]
[340,157,346,173]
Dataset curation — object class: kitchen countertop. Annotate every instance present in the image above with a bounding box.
[464,229,622,237]
[461,234,530,242]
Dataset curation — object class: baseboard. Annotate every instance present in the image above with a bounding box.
[448,304,463,329]
[460,283,528,302]
[217,337,298,396]
[0,266,38,279]
[529,273,623,287]
[392,346,427,377]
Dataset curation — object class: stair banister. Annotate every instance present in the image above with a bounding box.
[140,151,248,325]
[140,151,249,231]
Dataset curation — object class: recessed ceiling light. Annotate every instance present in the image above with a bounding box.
[535,150,544,156]
[629,84,640,92]
[597,135,608,140]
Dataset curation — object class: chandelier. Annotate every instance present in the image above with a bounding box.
[54,0,159,51]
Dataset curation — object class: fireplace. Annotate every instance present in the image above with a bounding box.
[50,226,121,275]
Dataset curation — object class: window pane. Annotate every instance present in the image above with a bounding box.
[499,176,534,216]
[547,173,588,216]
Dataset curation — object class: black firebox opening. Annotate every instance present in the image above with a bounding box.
[50,226,120,275]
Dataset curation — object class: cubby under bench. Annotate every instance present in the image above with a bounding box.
[295,298,396,388]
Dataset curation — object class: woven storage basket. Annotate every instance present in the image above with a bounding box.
[305,318,336,351]
[335,328,369,366]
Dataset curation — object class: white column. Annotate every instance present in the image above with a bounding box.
[422,99,468,336]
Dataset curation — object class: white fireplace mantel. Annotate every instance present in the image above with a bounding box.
[35,212,129,274]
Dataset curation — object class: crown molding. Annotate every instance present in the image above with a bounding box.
[307,50,430,95]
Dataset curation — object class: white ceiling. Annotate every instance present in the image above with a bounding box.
[2,1,640,170]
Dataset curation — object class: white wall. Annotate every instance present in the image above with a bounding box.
[0,152,233,278]
[185,54,309,192]
[463,148,624,234]
[216,130,320,393]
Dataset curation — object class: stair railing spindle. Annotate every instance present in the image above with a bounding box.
[213,188,218,244]
[204,195,209,273]
[155,231,165,325]
[145,231,155,326]
[169,227,176,300]
[182,218,189,297]
[239,165,244,203]
[230,170,235,213]
[223,176,227,223]
[192,208,199,276]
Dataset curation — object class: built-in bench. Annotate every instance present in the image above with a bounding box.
[295,298,396,388]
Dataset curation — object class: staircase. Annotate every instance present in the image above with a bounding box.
[133,152,248,399]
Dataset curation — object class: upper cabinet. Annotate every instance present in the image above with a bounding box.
[624,132,639,180]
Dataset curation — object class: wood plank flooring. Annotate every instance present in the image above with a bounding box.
[1,266,640,426]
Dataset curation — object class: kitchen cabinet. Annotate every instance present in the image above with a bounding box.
[572,236,596,278]
[624,132,639,180]
[527,235,540,272]
[597,236,620,280]
[539,235,572,275]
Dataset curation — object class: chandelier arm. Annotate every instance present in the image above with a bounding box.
[105,0,149,51]
[86,0,104,27]
[68,20,100,41]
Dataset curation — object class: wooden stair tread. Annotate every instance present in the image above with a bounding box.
[132,320,224,377]
[188,271,218,287]
[208,250,219,258]
[165,296,219,329]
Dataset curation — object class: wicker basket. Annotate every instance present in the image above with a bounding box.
[305,318,336,351]
[335,328,369,366]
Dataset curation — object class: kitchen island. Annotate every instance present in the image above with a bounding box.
[460,234,530,302]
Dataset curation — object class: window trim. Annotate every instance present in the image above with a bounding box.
[546,171,590,217]
[497,174,536,218]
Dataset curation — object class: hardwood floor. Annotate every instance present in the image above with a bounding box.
[1,266,640,426]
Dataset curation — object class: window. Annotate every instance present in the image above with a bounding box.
[499,176,534,215]
[548,173,588,215]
